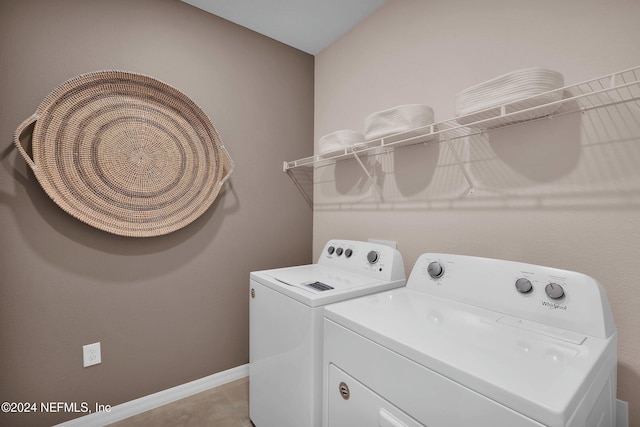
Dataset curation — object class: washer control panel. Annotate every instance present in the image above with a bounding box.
[319,240,405,282]
[408,253,615,339]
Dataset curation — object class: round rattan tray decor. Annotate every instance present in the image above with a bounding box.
[14,70,234,237]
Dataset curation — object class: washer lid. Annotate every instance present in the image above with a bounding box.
[324,287,616,427]
[251,265,403,307]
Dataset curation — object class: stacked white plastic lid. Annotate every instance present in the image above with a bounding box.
[455,68,564,126]
[318,130,364,158]
[364,104,434,144]
[318,104,435,157]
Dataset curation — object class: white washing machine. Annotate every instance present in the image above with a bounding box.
[250,240,406,427]
[324,253,617,427]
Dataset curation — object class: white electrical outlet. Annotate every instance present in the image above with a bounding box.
[83,342,101,367]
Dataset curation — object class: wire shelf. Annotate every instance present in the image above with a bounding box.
[284,66,640,172]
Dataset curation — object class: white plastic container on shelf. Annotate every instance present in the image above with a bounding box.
[364,104,435,144]
[318,130,364,158]
[454,68,565,127]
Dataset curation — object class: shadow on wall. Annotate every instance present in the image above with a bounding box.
[466,107,582,189]
[311,143,439,203]
[313,102,640,211]
[286,166,314,209]
[394,141,440,197]
[1,128,240,282]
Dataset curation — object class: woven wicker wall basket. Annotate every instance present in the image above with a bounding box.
[14,70,234,237]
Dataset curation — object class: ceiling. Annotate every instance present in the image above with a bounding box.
[180,0,388,55]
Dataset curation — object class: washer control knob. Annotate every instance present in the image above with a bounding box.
[336,247,344,256]
[545,283,565,299]
[515,278,533,294]
[367,250,379,264]
[345,249,353,258]
[327,246,335,255]
[427,261,444,279]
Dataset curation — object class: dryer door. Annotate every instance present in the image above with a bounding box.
[328,364,425,427]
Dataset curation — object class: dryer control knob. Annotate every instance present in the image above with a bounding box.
[515,278,533,294]
[545,283,565,299]
[427,261,444,279]
[345,249,353,258]
[367,250,379,264]
[336,247,344,256]
[327,246,335,255]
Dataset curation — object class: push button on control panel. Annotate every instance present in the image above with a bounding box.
[327,244,354,260]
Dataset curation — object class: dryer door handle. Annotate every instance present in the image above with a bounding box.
[379,408,409,427]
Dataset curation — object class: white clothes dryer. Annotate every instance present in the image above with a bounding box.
[250,240,406,427]
[324,253,617,427]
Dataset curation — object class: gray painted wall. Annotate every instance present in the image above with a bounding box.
[0,0,313,425]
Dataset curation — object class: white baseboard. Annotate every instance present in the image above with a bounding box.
[54,364,249,427]
[616,399,629,427]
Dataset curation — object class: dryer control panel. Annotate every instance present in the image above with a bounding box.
[407,253,615,339]
[319,240,405,283]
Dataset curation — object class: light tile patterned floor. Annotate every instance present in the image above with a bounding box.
[106,377,252,427]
